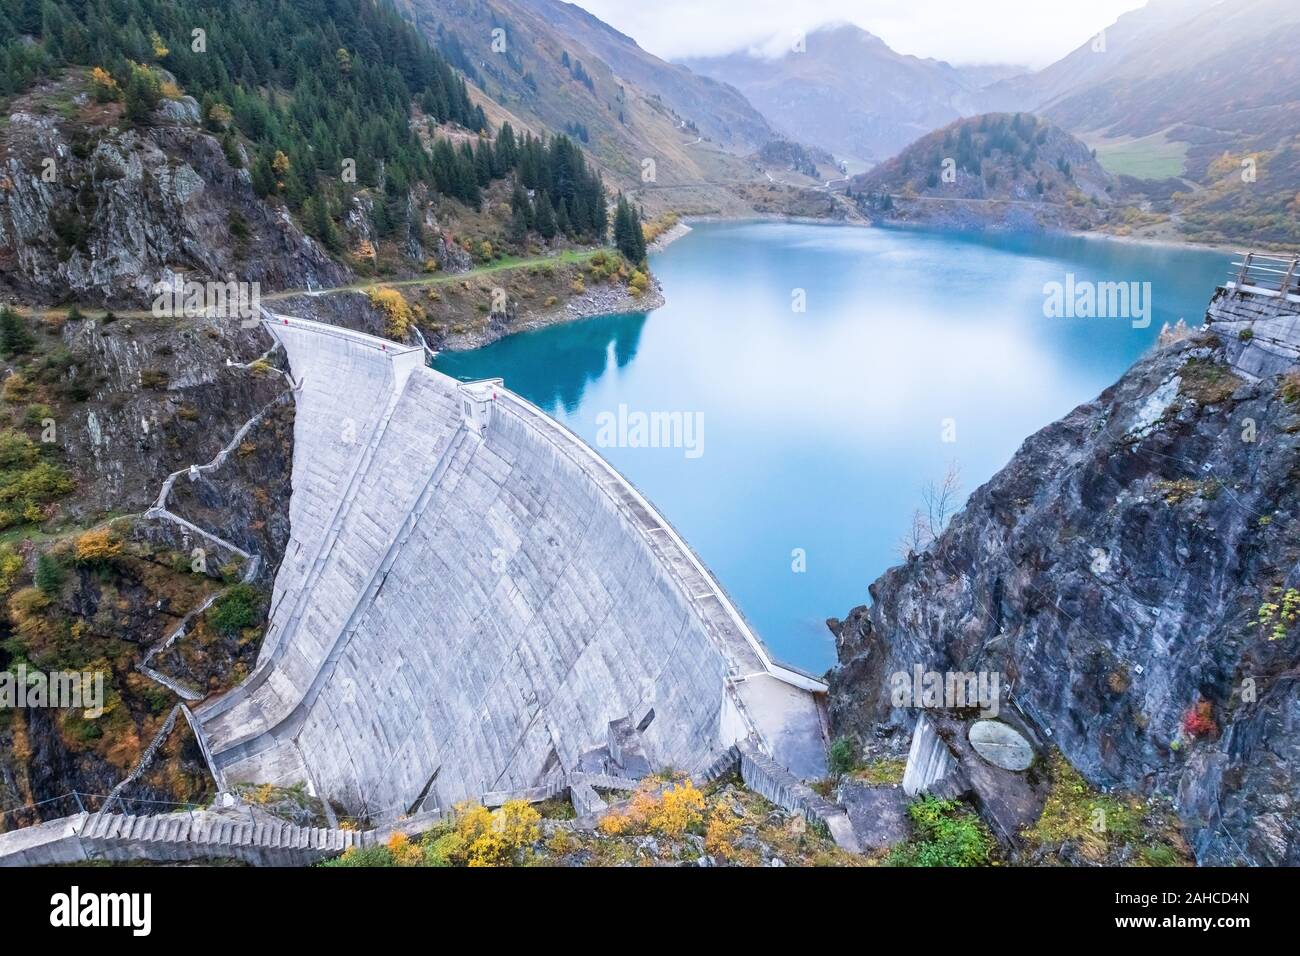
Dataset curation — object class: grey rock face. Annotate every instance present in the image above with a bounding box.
[0,103,346,307]
[830,291,1300,865]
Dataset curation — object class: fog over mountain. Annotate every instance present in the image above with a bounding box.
[681,23,1009,165]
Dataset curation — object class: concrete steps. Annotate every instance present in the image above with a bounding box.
[0,806,406,867]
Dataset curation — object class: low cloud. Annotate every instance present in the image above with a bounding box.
[574,0,1147,68]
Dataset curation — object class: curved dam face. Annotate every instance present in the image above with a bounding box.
[192,314,826,817]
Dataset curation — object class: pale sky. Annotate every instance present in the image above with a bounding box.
[570,0,1153,68]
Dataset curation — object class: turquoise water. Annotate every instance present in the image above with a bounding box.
[434,222,1227,674]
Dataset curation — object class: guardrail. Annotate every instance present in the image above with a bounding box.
[1228,253,1300,299]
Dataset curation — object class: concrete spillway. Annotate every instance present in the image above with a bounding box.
[192,314,827,818]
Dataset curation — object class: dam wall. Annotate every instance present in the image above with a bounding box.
[193,314,826,819]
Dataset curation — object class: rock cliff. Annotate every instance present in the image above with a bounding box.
[0,78,346,308]
[830,287,1300,865]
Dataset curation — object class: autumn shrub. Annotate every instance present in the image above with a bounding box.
[368,288,414,340]
[386,831,423,866]
[598,780,705,839]
[651,781,705,836]
[434,800,541,867]
[89,66,120,102]
[1280,370,1300,404]
[0,544,24,591]
[8,585,51,639]
[74,527,123,564]
[1022,751,1146,862]
[1182,702,1217,738]
[139,368,170,390]
[704,804,743,859]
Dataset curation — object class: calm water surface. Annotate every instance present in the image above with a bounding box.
[435,222,1226,672]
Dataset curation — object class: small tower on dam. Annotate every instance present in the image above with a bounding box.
[458,379,500,436]
[190,313,828,821]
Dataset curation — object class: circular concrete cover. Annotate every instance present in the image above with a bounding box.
[968,720,1034,771]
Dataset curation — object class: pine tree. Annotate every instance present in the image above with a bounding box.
[535,191,558,239]
[473,138,493,186]
[508,204,528,245]
[612,195,644,263]
[0,306,34,358]
[34,553,65,597]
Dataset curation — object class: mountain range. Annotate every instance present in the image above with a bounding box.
[681,23,1013,166]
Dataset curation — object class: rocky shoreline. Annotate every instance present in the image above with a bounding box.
[648,221,693,251]
[434,277,667,352]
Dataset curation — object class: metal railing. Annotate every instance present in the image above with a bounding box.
[1228,252,1300,298]
[0,791,210,832]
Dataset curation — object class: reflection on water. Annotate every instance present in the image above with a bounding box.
[434,222,1227,672]
[437,310,648,412]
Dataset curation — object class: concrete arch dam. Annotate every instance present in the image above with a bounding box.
[192,314,827,817]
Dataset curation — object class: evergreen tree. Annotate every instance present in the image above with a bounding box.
[508,203,528,245]
[535,190,558,239]
[34,553,65,597]
[473,138,493,186]
[0,306,34,358]
[612,195,645,263]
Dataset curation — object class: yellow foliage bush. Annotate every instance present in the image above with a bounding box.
[704,805,742,859]
[9,585,51,638]
[3,373,33,402]
[546,828,572,855]
[89,66,119,100]
[0,544,23,591]
[386,831,423,866]
[650,781,704,837]
[498,800,541,847]
[442,799,539,867]
[596,780,705,839]
[367,288,414,340]
[597,809,634,836]
[207,102,233,126]
[74,527,123,563]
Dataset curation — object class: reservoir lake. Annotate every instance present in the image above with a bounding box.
[435,222,1227,673]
